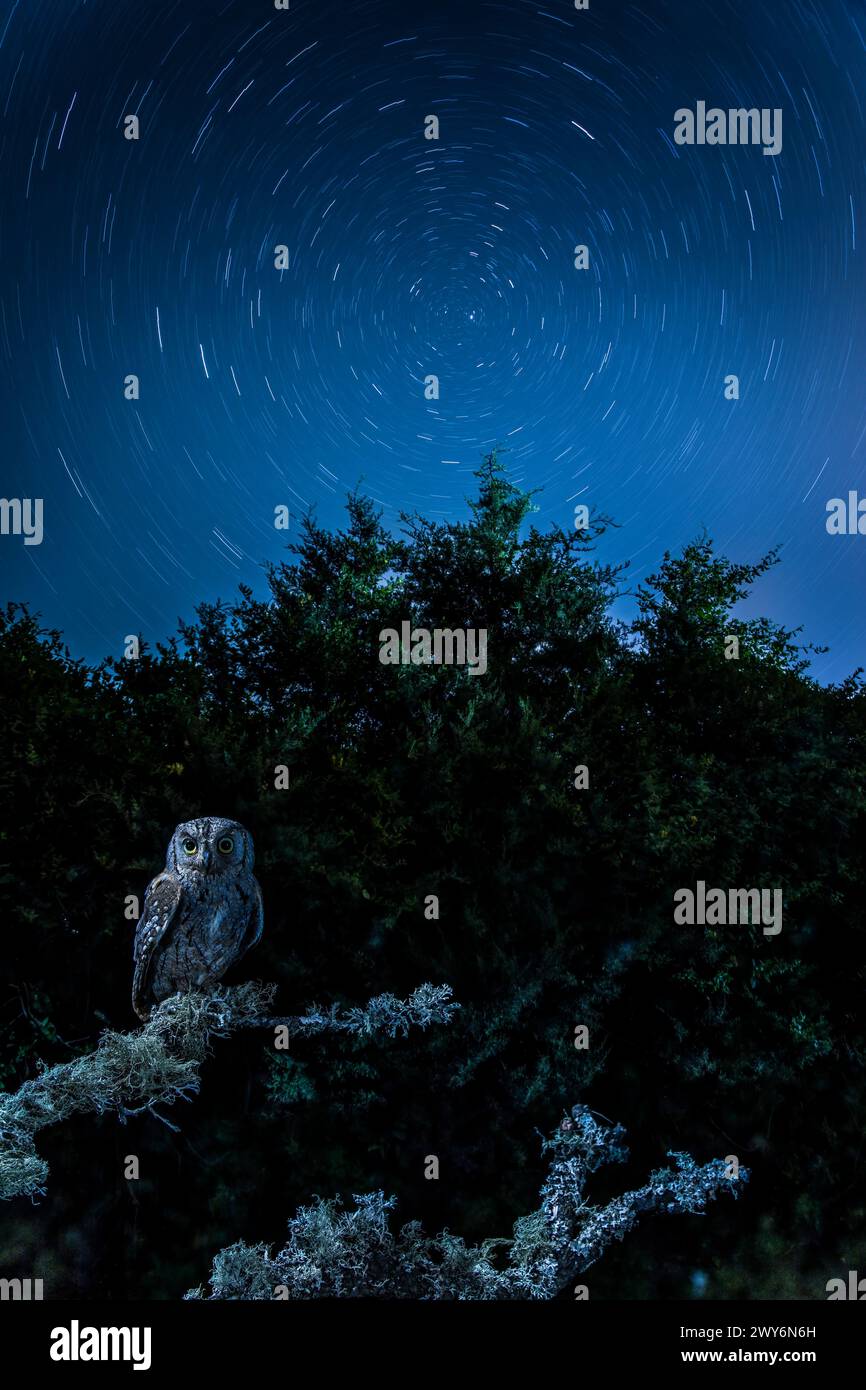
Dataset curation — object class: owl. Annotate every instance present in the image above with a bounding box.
[132,817,263,1020]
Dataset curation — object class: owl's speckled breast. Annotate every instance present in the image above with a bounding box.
[149,877,254,1000]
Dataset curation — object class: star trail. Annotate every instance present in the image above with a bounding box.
[1,0,864,678]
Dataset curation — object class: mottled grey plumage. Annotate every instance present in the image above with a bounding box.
[133,817,263,1020]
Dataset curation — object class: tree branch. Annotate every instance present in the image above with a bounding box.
[0,981,459,1202]
[187,1105,748,1300]
[236,981,461,1039]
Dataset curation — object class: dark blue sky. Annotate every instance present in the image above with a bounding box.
[2,0,865,679]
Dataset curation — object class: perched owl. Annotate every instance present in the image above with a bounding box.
[132,817,263,1020]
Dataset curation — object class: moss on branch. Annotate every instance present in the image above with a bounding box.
[0,982,458,1202]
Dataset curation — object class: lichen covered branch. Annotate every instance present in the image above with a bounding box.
[187,1105,748,1300]
[0,981,458,1202]
[239,982,461,1039]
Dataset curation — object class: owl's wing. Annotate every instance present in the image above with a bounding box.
[132,871,183,1020]
[240,877,264,956]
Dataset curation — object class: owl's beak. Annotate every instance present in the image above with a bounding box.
[200,848,211,869]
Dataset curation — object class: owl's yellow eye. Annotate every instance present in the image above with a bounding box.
[217,836,234,855]
[182,838,197,855]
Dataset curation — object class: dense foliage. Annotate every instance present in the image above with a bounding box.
[1,453,863,1298]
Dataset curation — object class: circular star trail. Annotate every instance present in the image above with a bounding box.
[1,0,864,678]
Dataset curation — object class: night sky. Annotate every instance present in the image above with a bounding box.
[2,0,865,680]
